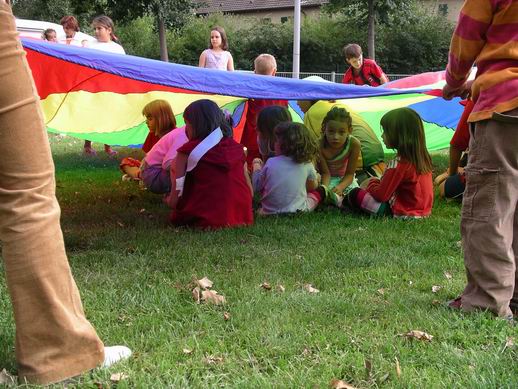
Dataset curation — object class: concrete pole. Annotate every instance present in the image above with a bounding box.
[292,0,301,79]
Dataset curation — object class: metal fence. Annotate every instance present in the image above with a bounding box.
[275,72,412,82]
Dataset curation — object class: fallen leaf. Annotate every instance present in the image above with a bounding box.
[431,285,442,293]
[364,359,372,379]
[304,284,320,294]
[192,287,201,304]
[203,355,224,365]
[277,285,286,293]
[329,379,357,389]
[502,337,514,352]
[196,277,213,289]
[395,357,401,378]
[444,271,453,280]
[223,312,231,321]
[0,369,16,385]
[401,330,433,342]
[139,208,146,213]
[456,240,462,248]
[408,281,413,286]
[201,290,226,305]
[110,372,128,382]
[260,282,272,290]
[377,288,385,295]
[182,348,193,354]
[117,221,125,227]
[431,299,441,306]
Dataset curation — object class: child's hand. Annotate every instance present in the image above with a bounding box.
[252,158,263,172]
[332,183,345,194]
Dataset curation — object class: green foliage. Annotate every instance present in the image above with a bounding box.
[117,16,162,59]
[12,0,73,23]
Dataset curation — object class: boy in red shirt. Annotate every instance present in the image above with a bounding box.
[341,44,389,87]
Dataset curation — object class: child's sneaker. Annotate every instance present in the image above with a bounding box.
[102,345,132,368]
[319,185,343,207]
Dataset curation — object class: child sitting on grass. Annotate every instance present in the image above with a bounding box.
[252,122,322,215]
[120,100,187,194]
[345,108,433,218]
[318,107,361,206]
[256,105,292,162]
[167,100,253,228]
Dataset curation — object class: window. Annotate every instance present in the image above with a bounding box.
[438,4,448,17]
[281,16,288,23]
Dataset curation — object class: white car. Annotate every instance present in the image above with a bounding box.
[16,18,95,43]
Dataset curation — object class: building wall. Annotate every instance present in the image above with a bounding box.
[228,7,322,23]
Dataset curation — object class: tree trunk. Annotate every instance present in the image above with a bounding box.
[367,0,375,60]
[158,16,168,62]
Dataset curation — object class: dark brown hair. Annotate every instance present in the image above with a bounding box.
[343,43,362,59]
[92,15,119,43]
[320,106,352,148]
[380,108,432,174]
[257,105,292,158]
[209,26,228,51]
[274,122,318,164]
[183,99,232,140]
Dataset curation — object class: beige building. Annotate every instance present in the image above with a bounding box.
[196,0,465,23]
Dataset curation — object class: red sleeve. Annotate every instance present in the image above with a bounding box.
[370,60,384,79]
[342,69,352,84]
[366,160,407,202]
[450,100,473,151]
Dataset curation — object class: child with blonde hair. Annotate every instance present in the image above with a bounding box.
[345,108,433,218]
[168,100,253,228]
[252,122,323,214]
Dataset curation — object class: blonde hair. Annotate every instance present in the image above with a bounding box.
[142,100,176,137]
[254,54,277,75]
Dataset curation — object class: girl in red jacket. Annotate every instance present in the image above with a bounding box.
[344,108,433,218]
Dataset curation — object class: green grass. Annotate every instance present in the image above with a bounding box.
[1,135,517,388]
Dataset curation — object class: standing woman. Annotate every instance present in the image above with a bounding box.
[83,15,125,155]
[198,26,234,71]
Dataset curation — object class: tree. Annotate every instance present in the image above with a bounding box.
[106,0,196,62]
[325,0,413,60]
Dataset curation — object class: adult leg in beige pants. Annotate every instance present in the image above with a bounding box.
[460,108,518,318]
[0,2,127,384]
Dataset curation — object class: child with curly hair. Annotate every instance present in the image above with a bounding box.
[252,122,322,215]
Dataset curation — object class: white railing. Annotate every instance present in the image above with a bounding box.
[275,72,412,82]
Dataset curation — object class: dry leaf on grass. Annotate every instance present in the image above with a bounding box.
[182,348,193,355]
[192,287,201,304]
[196,277,213,289]
[401,330,433,341]
[444,271,453,280]
[110,372,128,382]
[364,359,372,379]
[431,299,441,306]
[277,285,286,293]
[260,282,272,290]
[395,357,401,378]
[304,284,320,294]
[0,369,16,385]
[203,355,224,365]
[329,379,358,389]
[502,337,514,352]
[431,285,442,293]
[201,290,226,305]
[116,221,125,227]
[223,312,231,321]
[377,288,385,295]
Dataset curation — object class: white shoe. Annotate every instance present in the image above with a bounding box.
[102,345,132,368]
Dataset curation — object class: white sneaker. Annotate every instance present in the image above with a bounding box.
[102,345,132,368]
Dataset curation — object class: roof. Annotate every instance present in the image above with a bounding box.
[196,0,328,14]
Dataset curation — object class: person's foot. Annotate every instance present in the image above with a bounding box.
[83,146,97,155]
[104,146,118,156]
[102,346,132,368]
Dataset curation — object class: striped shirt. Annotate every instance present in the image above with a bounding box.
[446,0,518,122]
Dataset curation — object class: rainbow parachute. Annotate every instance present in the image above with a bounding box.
[23,39,462,151]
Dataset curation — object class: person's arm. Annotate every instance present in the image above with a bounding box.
[251,158,265,193]
[341,69,352,84]
[165,152,188,209]
[379,73,389,84]
[443,0,492,99]
[227,52,234,71]
[448,144,463,176]
[244,162,253,195]
[371,61,389,85]
[306,163,318,192]
[366,161,407,202]
[198,50,207,68]
[318,150,331,186]
[332,137,360,194]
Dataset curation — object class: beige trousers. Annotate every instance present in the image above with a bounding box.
[0,3,104,384]
[460,108,518,317]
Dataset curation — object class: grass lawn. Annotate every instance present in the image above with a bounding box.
[1,135,517,388]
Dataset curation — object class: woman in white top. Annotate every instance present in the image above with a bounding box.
[83,15,125,155]
[198,26,234,71]
[59,15,86,47]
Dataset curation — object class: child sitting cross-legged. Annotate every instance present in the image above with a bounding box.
[318,106,361,206]
[256,105,292,162]
[252,122,323,215]
[344,108,433,218]
[166,100,253,229]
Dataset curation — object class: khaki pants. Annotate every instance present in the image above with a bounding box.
[0,3,104,384]
[460,108,518,317]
